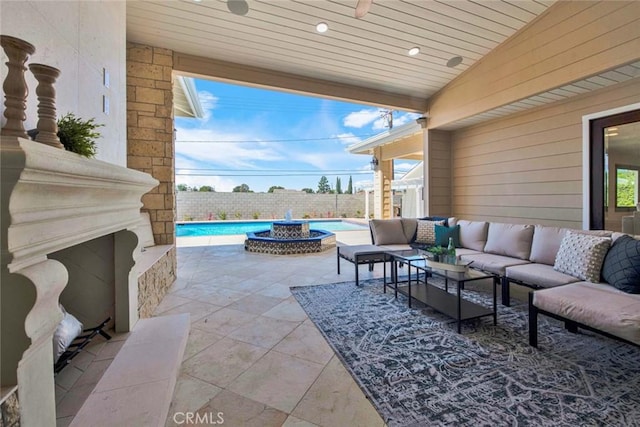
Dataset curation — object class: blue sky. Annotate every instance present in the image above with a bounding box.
[174,79,420,192]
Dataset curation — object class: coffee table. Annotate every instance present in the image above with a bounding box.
[387,250,498,333]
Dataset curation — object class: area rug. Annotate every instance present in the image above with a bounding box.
[291,278,640,427]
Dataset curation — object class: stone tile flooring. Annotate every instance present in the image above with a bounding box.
[162,230,387,426]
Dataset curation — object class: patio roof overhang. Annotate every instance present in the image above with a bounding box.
[173,76,204,118]
[347,120,424,161]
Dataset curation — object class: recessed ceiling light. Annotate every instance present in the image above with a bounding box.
[447,56,463,68]
[408,47,420,56]
[316,22,329,33]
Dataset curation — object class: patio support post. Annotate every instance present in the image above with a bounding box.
[417,117,430,217]
[364,189,370,219]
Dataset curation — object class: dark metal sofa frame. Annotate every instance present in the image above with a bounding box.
[336,246,389,286]
[528,292,639,348]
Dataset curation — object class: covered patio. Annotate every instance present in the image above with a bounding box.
[2,0,639,425]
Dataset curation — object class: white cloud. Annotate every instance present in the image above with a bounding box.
[343,109,383,128]
[392,112,421,127]
[334,132,361,145]
[175,127,284,169]
[196,90,218,121]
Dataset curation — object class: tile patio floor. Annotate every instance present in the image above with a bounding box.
[162,229,387,426]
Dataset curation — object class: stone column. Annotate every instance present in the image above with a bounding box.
[126,43,175,245]
[373,148,393,219]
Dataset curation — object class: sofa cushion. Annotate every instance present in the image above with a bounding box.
[370,219,407,245]
[415,219,444,245]
[553,231,611,283]
[483,222,534,260]
[529,225,568,265]
[459,253,529,276]
[400,218,418,243]
[457,220,488,251]
[505,263,579,288]
[435,224,460,247]
[601,235,640,294]
[533,282,640,345]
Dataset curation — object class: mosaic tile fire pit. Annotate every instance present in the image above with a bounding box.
[244,221,336,255]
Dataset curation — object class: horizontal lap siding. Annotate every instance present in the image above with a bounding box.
[428,1,640,128]
[428,130,451,217]
[450,78,640,228]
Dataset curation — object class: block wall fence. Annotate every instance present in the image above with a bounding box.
[177,191,377,221]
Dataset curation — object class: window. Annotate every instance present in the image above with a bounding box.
[615,166,639,209]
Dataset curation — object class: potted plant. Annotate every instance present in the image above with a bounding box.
[56,113,103,158]
[424,246,446,262]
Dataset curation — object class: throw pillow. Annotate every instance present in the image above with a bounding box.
[53,305,84,363]
[601,235,640,293]
[415,220,444,245]
[553,231,611,283]
[419,216,449,226]
[435,224,460,247]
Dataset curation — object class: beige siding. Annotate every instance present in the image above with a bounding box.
[427,130,452,217]
[428,1,640,128]
[450,78,640,228]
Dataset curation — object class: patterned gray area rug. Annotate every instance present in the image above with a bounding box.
[290,278,640,427]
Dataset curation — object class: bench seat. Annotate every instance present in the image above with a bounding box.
[530,282,640,347]
[505,263,579,288]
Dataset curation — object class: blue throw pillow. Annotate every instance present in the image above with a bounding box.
[601,235,640,294]
[435,224,460,247]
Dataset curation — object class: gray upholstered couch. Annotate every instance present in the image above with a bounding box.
[366,217,640,346]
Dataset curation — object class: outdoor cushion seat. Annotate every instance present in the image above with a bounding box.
[531,281,640,345]
[454,248,483,258]
[459,253,530,276]
[505,263,579,288]
[378,244,413,251]
[337,244,390,286]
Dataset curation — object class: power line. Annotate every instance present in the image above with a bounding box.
[176,172,373,177]
[176,168,365,172]
[175,134,377,143]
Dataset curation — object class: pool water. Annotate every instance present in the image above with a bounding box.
[176,220,368,237]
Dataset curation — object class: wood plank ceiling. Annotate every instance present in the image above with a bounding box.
[127,0,554,110]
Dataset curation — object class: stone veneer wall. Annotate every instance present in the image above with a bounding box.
[138,247,177,319]
[0,393,19,427]
[126,42,175,245]
[177,191,376,221]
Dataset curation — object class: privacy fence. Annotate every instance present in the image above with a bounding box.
[176,191,375,221]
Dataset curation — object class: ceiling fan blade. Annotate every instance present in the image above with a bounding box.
[355,0,373,19]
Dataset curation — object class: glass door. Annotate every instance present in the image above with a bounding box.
[590,110,640,230]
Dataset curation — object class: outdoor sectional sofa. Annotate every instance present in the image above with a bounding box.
[338,217,640,347]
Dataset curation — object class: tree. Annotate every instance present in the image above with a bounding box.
[346,176,353,194]
[232,183,252,193]
[301,188,314,194]
[198,185,214,192]
[317,176,331,194]
[335,177,342,194]
[268,186,284,193]
[176,183,188,192]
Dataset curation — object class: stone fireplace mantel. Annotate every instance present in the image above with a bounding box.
[1,135,159,425]
[2,136,158,271]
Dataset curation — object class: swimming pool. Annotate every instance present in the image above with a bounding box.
[176,220,368,237]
